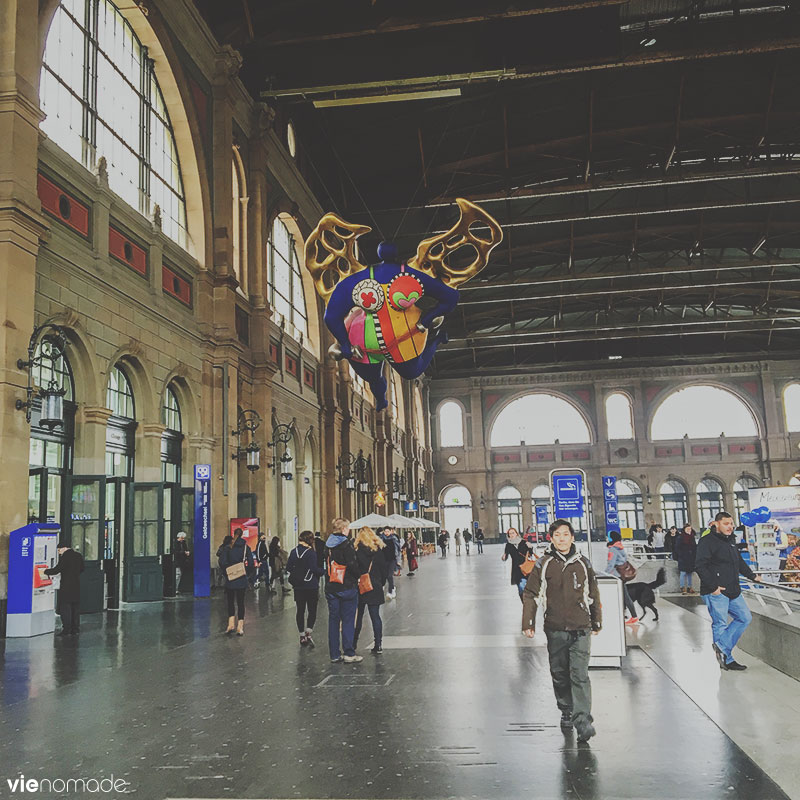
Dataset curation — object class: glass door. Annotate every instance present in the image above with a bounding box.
[104,477,131,609]
[65,475,107,614]
[125,483,165,601]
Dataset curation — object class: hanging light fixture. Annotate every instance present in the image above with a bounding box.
[232,409,262,473]
[16,321,68,429]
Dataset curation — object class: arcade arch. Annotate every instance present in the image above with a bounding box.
[489,393,591,448]
[440,484,473,534]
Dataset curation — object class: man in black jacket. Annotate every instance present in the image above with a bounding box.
[695,511,758,671]
[254,534,269,588]
[324,518,362,663]
[44,542,85,636]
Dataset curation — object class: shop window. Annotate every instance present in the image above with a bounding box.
[660,479,689,529]
[697,478,724,523]
[498,485,522,534]
[616,478,644,532]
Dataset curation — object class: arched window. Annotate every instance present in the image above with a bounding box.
[231,149,248,294]
[783,383,800,432]
[651,385,758,440]
[660,479,689,529]
[161,387,182,483]
[28,340,75,526]
[490,394,590,447]
[616,479,644,533]
[105,365,135,477]
[498,485,523,534]
[734,476,760,523]
[441,484,473,534]
[697,478,724,523]
[41,0,188,247]
[439,400,464,448]
[268,216,308,340]
[606,393,634,440]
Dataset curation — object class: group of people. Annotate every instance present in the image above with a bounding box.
[437,527,484,557]
[215,520,420,659]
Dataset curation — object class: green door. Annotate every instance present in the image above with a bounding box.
[125,483,165,602]
[66,475,107,614]
[104,477,131,609]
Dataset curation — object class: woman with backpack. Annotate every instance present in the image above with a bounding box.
[218,527,255,635]
[286,530,326,646]
[353,526,388,654]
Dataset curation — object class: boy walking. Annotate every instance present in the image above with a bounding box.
[522,519,602,742]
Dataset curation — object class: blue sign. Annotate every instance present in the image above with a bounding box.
[404,501,418,512]
[193,464,211,598]
[535,505,549,526]
[602,475,619,535]
[553,474,584,518]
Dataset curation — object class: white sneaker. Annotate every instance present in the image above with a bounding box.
[342,654,363,663]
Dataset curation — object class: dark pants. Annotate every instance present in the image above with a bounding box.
[440,545,447,557]
[294,587,319,632]
[545,629,593,729]
[386,571,395,594]
[326,587,358,659]
[59,600,80,634]
[256,561,269,585]
[622,584,637,617]
[225,587,246,620]
[354,602,383,649]
[477,540,483,554]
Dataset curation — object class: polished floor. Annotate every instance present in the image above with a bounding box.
[0,545,794,800]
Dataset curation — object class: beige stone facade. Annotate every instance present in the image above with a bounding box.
[0,0,432,608]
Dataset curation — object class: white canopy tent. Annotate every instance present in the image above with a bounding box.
[411,516,440,528]
[387,514,426,529]
[348,512,397,529]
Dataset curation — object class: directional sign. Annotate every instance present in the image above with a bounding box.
[535,505,549,526]
[602,475,619,536]
[553,474,584,518]
[193,464,212,598]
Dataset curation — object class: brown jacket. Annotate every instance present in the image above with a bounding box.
[521,545,602,633]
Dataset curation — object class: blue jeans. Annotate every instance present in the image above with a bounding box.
[680,571,693,588]
[702,592,752,664]
[326,587,358,659]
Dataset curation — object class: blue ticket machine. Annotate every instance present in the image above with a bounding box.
[7,523,60,637]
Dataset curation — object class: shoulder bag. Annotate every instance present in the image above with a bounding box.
[519,553,537,577]
[327,553,346,584]
[616,560,637,582]
[358,558,374,594]
[225,546,247,581]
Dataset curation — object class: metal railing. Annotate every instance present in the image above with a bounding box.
[743,575,800,617]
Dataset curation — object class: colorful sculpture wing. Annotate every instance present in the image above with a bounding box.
[303,212,371,303]
[407,197,503,288]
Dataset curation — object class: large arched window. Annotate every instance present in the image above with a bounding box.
[268,216,308,339]
[490,394,591,448]
[734,476,760,523]
[28,340,75,526]
[660,479,689,529]
[161,386,182,483]
[231,149,248,294]
[616,479,644,533]
[697,478,724,523]
[41,0,188,247]
[784,383,800,432]
[651,385,758,440]
[606,393,634,440]
[105,365,135,477]
[439,400,464,448]
[441,484,473,534]
[498,485,523,534]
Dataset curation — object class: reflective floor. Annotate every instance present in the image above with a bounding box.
[0,545,793,800]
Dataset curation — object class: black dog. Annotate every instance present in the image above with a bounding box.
[626,567,666,621]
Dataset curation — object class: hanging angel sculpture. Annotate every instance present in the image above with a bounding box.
[304,198,502,409]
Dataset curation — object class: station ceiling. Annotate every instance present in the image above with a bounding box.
[193,0,800,377]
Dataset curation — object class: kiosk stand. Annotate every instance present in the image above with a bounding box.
[7,523,60,637]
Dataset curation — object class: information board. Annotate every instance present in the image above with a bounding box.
[553,473,584,518]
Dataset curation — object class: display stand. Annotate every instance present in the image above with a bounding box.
[589,574,626,668]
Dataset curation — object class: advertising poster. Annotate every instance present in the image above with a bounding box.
[31,533,57,613]
[230,518,260,552]
[746,485,800,572]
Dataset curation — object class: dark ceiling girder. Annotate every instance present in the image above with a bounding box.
[253,0,628,47]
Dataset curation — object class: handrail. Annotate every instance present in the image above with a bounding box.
[749,578,800,596]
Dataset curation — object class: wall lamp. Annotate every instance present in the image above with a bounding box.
[336,452,357,491]
[479,492,486,511]
[392,468,407,501]
[232,409,262,472]
[16,320,68,429]
[268,421,294,479]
